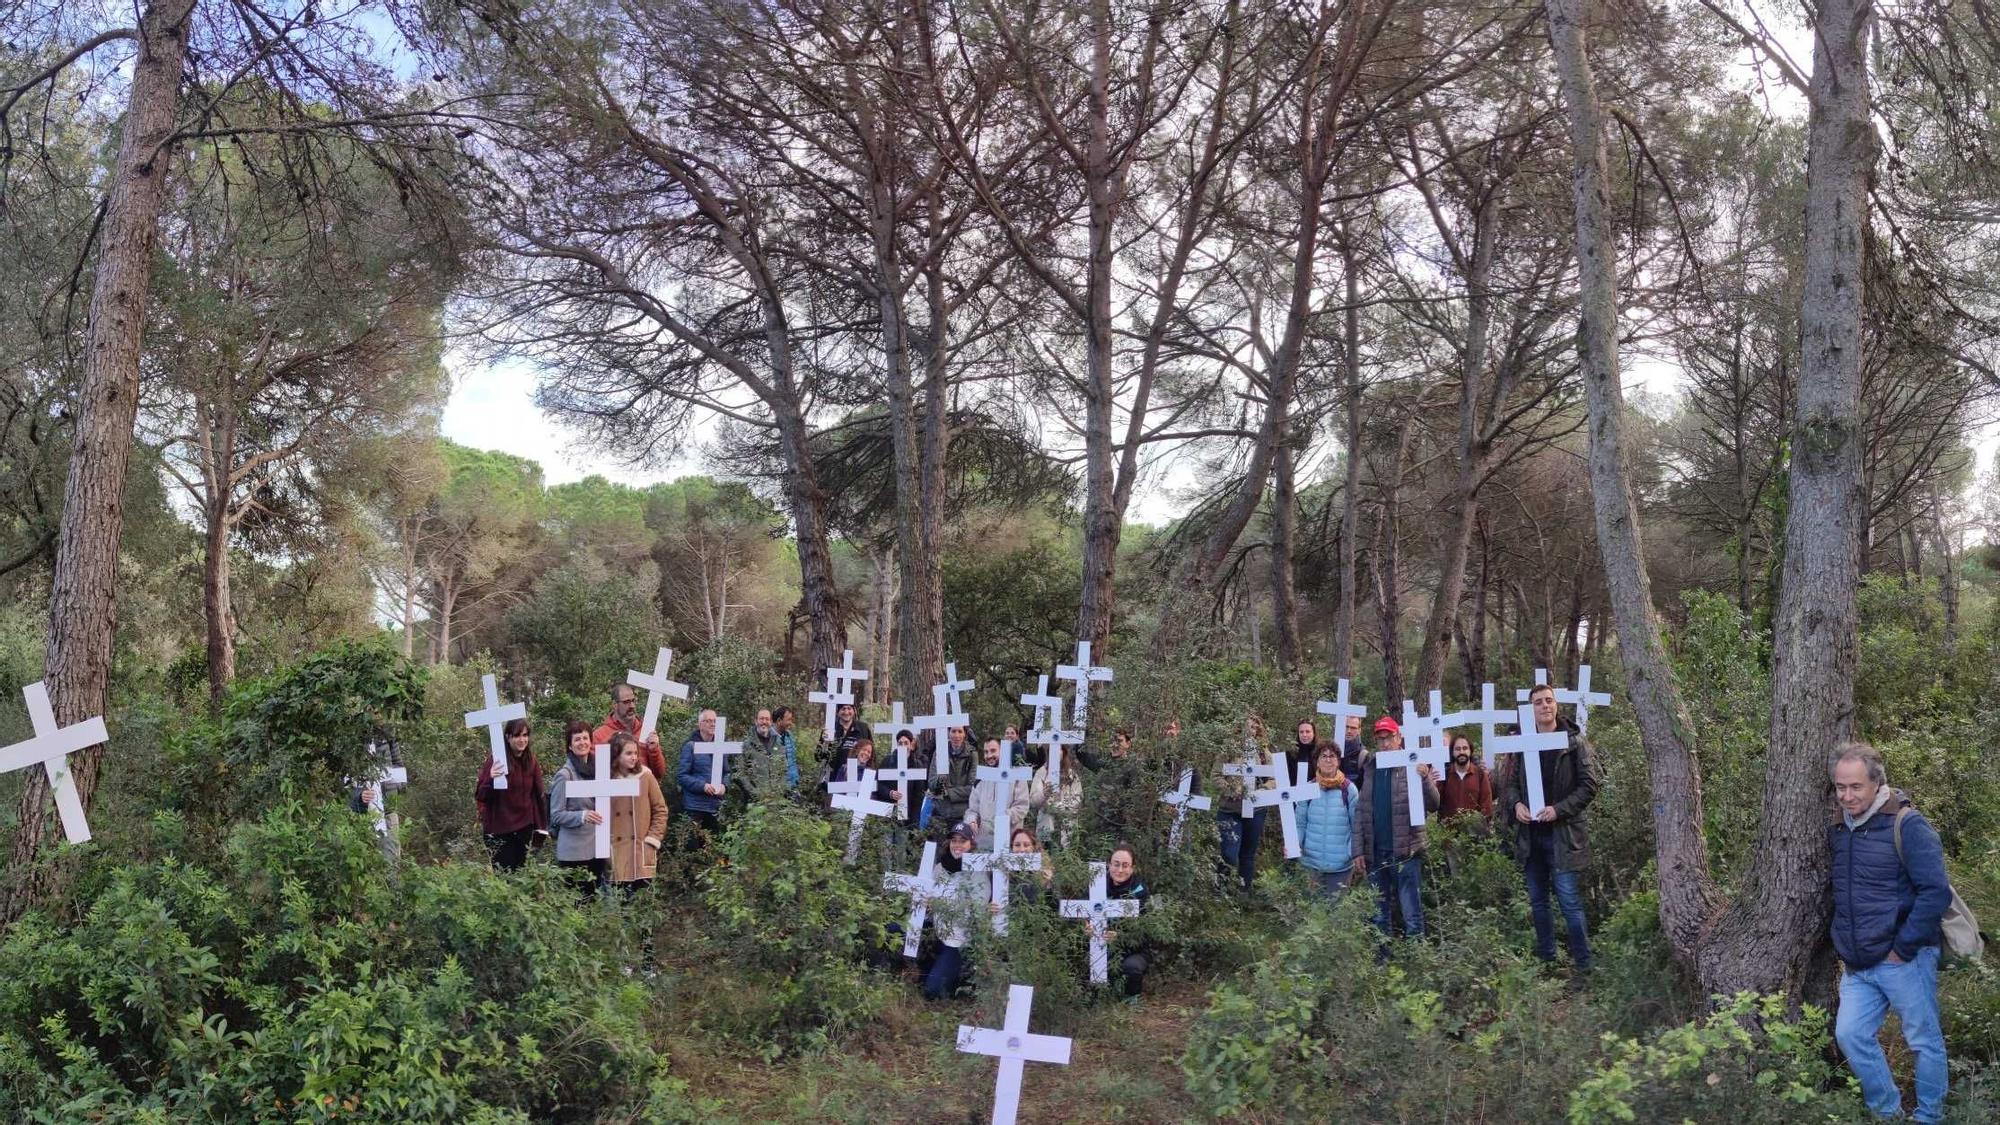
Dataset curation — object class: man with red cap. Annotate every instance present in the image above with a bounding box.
[1353,714,1439,940]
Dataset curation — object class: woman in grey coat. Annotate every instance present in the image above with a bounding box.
[549,719,608,901]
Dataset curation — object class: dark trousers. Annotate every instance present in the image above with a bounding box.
[558,858,606,903]
[485,828,536,872]
[683,808,721,848]
[923,944,967,1000]
[1523,832,1591,968]
[615,879,655,972]
[1119,951,1150,998]
[1217,809,1268,889]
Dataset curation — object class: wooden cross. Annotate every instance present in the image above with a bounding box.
[0,681,107,843]
[464,673,526,790]
[955,984,1073,1125]
[625,647,689,742]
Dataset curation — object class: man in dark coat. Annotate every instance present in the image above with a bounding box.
[1496,683,1597,976]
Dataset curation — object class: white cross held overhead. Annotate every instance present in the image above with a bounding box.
[829,760,895,864]
[464,673,527,791]
[569,743,641,859]
[1381,699,1451,827]
[956,984,1073,1125]
[884,840,944,957]
[808,651,862,741]
[916,681,972,778]
[1020,674,1084,788]
[1054,640,1114,727]
[356,741,408,837]
[626,647,690,743]
[1159,767,1212,851]
[1253,754,1319,859]
[1447,683,1519,771]
[976,738,1035,852]
[937,661,976,715]
[961,847,1043,937]
[1558,664,1613,736]
[1315,678,1371,744]
[1487,703,1569,815]
[876,702,928,818]
[1061,860,1140,986]
[691,716,743,789]
[0,681,106,844]
[1516,667,1551,703]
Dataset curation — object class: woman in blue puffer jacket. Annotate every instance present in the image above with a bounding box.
[1293,741,1363,903]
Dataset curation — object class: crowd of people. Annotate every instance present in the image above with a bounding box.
[446,675,1960,1119]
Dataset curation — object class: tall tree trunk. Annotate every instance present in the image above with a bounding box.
[772,400,847,672]
[1332,221,1364,679]
[1270,437,1303,672]
[912,217,952,691]
[1930,482,1957,647]
[203,497,236,710]
[6,0,196,920]
[1373,418,1413,707]
[1072,0,1122,652]
[1700,0,1876,1001]
[1544,0,1718,965]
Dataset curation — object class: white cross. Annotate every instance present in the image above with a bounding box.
[876,703,928,818]
[808,681,856,741]
[1380,699,1450,827]
[568,743,641,859]
[464,673,526,791]
[356,742,408,837]
[961,848,1044,936]
[938,661,976,715]
[1446,683,1518,771]
[1054,640,1114,727]
[915,682,971,778]
[1159,767,1213,851]
[1487,703,1569,815]
[1405,692,1452,760]
[1020,674,1084,788]
[625,647,690,742]
[1556,664,1613,736]
[1516,667,1551,703]
[0,681,106,843]
[1315,678,1370,744]
[884,841,944,957]
[1220,748,1279,818]
[1060,860,1140,986]
[956,984,1073,1125]
[829,760,896,864]
[1252,754,1318,859]
[976,738,1035,851]
[690,716,743,789]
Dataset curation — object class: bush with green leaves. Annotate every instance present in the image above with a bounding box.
[698,800,897,1053]
[1566,992,1845,1123]
[0,799,671,1122]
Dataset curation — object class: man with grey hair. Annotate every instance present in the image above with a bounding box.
[676,709,732,844]
[1828,741,1952,1123]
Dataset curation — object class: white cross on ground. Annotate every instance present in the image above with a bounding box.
[691,716,743,789]
[1487,703,1569,815]
[884,841,944,957]
[1159,767,1212,851]
[0,681,107,843]
[464,673,526,790]
[955,984,1073,1125]
[1315,678,1370,743]
[1020,675,1084,788]
[569,743,641,859]
[829,760,895,864]
[626,647,690,742]
[1060,860,1140,985]
[1253,754,1318,859]
[1054,640,1113,727]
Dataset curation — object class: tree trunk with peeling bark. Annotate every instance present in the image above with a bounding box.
[6,0,195,921]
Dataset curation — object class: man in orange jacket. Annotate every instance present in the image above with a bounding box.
[594,681,669,782]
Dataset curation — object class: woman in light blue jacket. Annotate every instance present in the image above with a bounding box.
[1293,741,1363,903]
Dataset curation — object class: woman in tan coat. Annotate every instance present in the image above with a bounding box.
[607,731,669,895]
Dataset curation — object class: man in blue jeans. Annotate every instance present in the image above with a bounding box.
[1498,683,1597,983]
[1353,715,1439,939]
[1829,742,1952,1123]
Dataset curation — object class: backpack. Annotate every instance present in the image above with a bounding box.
[1892,807,1987,962]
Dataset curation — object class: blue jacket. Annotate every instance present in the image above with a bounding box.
[1293,780,1361,875]
[677,733,732,815]
[1828,790,1952,969]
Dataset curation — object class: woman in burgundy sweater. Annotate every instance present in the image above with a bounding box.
[477,717,549,870]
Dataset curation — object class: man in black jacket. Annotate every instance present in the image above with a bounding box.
[1496,683,1598,979]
